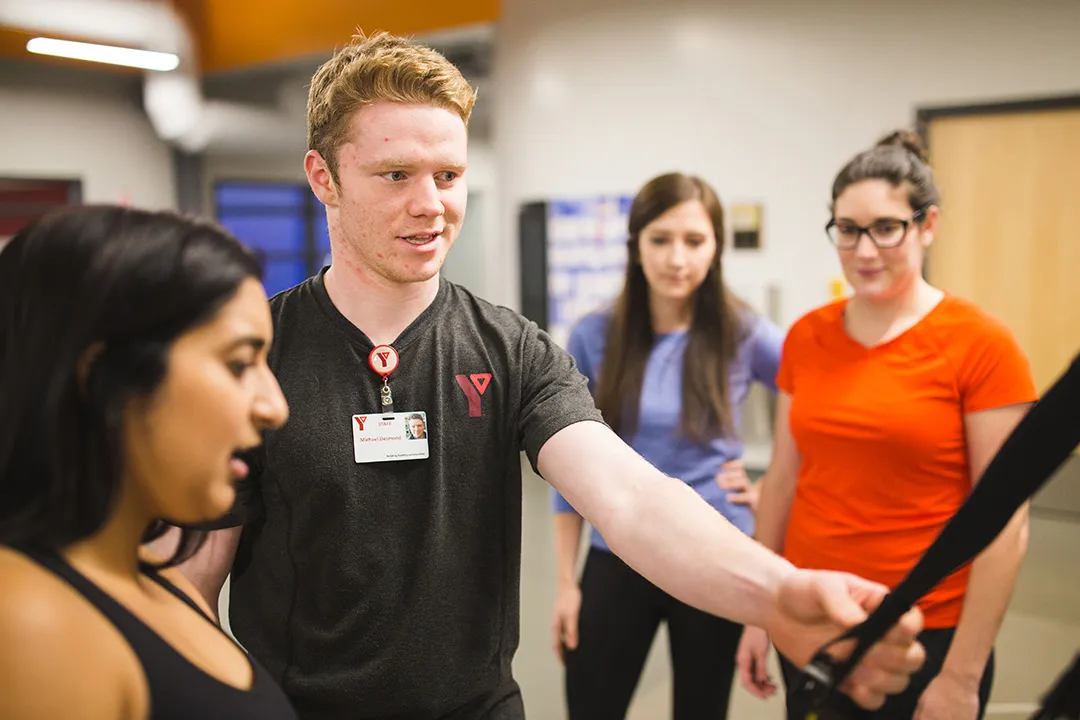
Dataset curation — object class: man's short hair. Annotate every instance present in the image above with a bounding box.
[307,31,477,184]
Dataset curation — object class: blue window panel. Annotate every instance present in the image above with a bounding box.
[215,183,305,210]
[220,214,306,254]
[261,259,310,298]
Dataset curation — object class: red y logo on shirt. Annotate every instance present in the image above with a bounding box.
[455,373,492,417]
[355,416,367,431]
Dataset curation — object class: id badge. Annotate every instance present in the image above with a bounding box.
[352,411,430,463]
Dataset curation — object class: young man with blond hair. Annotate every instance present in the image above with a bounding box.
[181,32,926,719]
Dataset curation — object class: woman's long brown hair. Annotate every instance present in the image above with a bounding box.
[594,173,746,443]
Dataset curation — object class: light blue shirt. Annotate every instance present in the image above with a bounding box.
[552,309,783,551]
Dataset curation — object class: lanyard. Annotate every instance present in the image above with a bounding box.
[792,352,1080,719]
[368,344,399,414]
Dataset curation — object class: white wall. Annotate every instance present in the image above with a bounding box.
[444,139,500,296]
[0,63,175,211]
[492,0,1080,324]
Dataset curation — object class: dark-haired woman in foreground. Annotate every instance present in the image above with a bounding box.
[0,206,296,719]
[738,132,1037,719]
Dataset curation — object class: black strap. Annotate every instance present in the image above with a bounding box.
[140,561,218,624]
[1032,652,1080,720]
[791,352,1080,718]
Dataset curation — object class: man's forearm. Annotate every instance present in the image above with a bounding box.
[540,421,796,629]
[603,471,796,629]
[941,507,1029,684]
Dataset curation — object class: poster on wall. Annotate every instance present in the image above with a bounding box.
[545,195,633,348]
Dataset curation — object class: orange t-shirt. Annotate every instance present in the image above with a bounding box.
[776,294,1037,628]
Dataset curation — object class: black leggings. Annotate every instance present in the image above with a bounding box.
[564,548,743,720]
[778,627,995,719]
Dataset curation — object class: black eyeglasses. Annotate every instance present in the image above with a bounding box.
[825,207,928,250]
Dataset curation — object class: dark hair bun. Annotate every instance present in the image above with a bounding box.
[876,129,929,163]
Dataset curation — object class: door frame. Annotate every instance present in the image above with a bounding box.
[915,93,1080,140]
[914,94,1080,281]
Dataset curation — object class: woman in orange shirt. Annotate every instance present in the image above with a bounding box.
[736,131,1037,720]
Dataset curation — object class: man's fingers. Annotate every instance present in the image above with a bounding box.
[885,607,924,646]
[818,576,872,628]
[844,657,913,697]
[839,635,926,710]
[855,606,923,665]
[835,585,923,663]
[841,681,887,712]
[842,574,891,609]
[864,635,927,675]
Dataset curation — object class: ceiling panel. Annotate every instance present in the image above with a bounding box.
[179,0,498,74]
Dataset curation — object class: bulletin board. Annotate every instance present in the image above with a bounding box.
[518,195,633,349]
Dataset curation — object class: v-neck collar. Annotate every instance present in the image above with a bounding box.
[310,268,449,352]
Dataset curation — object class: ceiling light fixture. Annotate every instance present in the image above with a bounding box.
[26,37,179,72]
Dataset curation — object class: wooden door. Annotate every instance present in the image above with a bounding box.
[925,103,1080,513]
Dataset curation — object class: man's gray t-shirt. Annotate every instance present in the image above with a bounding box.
[223,271,602,719]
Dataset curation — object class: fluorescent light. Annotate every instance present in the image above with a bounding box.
[26,37,179,72]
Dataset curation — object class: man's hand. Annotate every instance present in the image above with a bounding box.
[914,672,981,720]
[766,569,926,710]
[551,583,582,664]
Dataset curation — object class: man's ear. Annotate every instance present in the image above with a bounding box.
[305,150,339,207]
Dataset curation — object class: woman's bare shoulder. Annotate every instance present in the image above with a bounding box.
[0,547,145,719]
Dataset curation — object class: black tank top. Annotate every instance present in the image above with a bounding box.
[13,545,298,720]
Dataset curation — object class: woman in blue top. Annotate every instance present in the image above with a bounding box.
[551,172,783,720]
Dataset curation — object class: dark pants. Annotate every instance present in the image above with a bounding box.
[564,548,743,720]
[779,627,995,719]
